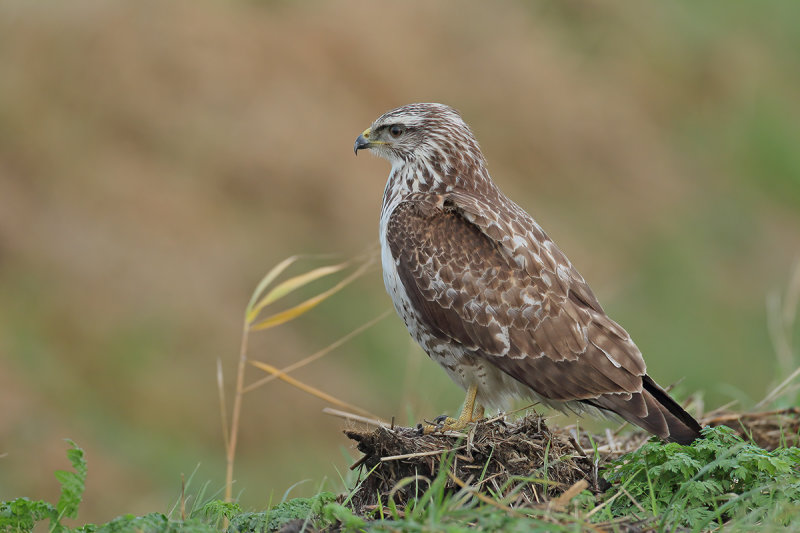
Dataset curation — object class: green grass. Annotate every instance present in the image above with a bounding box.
[5,427,800,532]
[1,440,87,533]
[600,425,800,530]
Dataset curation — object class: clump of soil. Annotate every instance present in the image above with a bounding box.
[344,413,605,516]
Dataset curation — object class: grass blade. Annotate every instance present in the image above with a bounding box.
[217,358,229,452]
[246,255,299,316]
[249,261,371,331]
[247,260,351,324]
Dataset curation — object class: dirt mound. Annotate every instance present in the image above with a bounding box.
[344,413,607,515]
[342,407,800,517]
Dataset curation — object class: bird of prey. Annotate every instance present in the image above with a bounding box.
[354,103,701,444]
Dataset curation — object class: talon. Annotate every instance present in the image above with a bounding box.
[417,384,485,434]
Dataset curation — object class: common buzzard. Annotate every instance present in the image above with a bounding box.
[354,103,701,444]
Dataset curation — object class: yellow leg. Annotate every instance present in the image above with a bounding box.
[422,384,484,433]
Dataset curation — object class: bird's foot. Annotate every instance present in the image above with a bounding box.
[417,414,473,434]
[416,391,485,434]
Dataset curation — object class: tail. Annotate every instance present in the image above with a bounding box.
[589,375,702,445]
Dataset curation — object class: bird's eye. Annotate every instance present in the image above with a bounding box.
[389,125,405,138]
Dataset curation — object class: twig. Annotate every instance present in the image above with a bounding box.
[567,435,587,457]
[323,407,389,428]
[250,360,380,419]
[703,406,800,424]
[586,482,628,518]
[472,471,505,489]
[605,428,617,452]
[702,400,739,419]
[482,402,541,424]
[620,486,646,516]
[549,479,589,509]
[756,366,800,409]
[349,454,370,471]
[243,310,392,394]
[381,445,467,462]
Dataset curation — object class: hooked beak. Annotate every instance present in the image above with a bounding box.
[354,127,384,155]
[353,133,370,155]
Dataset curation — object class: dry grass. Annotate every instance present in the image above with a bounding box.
[704,407,800,450]
[217,251,379,501]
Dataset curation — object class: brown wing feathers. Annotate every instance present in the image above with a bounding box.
[587,377,702,445]
[387,196,701,444]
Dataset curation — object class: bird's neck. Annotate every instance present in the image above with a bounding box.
[382,156,496,207]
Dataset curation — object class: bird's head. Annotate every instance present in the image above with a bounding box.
[354,103,483,170]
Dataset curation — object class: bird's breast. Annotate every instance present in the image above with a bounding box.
[379,201,411,322]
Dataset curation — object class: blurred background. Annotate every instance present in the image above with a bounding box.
[1,0,799,524]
